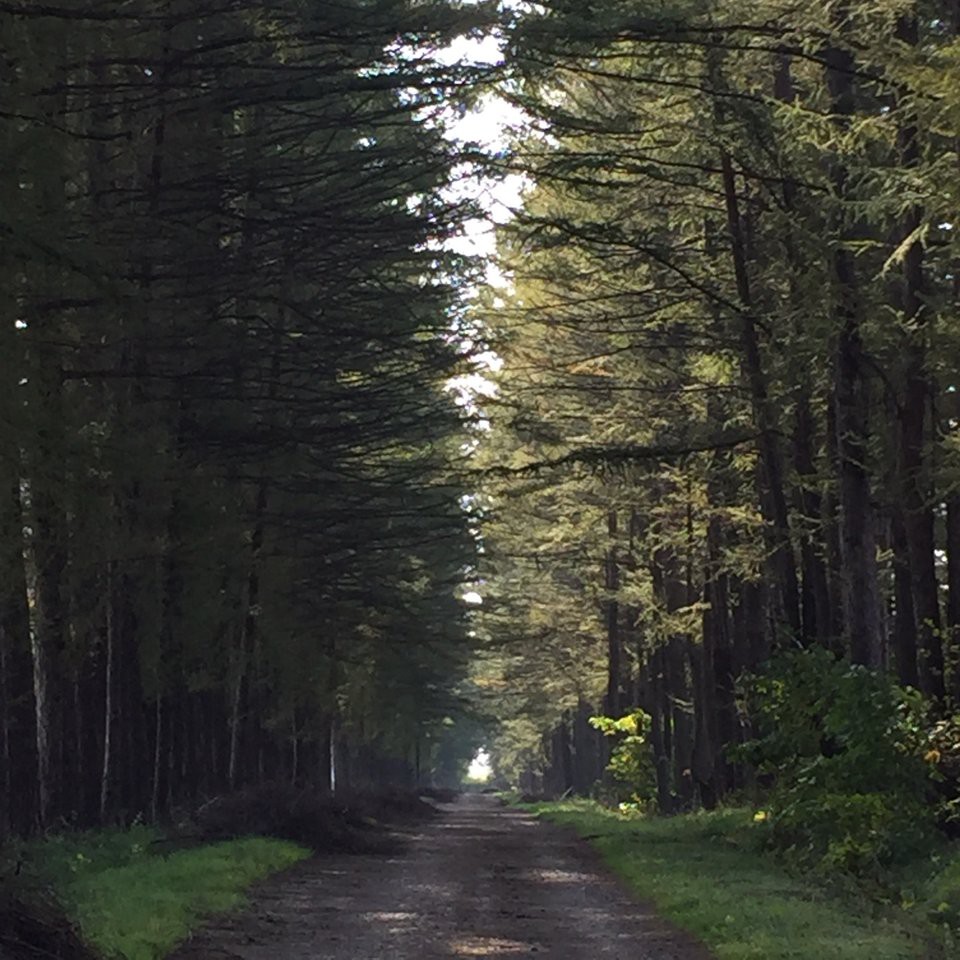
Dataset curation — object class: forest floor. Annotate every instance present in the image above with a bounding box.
[166,793,711,960]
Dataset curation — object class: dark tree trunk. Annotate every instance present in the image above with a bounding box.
[646,646,673,814]
[824,22,883,667]
[719,149,801,643]
[793,394,833,647]
[605,510,622,716]
[894,10,944,699]
[693,516,731,808]
[99,562,115,824]
[0,463,34,835]
[947,495,960,708]
[891,511,921,688]
[667,636,695,811]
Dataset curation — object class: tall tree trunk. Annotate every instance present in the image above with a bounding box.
[824,17,883,667]
[774,53,834,649]
[0,460,33,834]
[22,483,54,831]
[693,573,720,807]
[894,10,945,699]
[947,495,960,708]
[151,694,163,822]
[646,646,673,814]
[792,392,833,646]
[719,149,801,642]
[605,510,621,716]
[891,511,921,687]
[227,618,247,792]
[99,562,114,824]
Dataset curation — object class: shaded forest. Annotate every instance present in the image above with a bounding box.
[0,0,490,836]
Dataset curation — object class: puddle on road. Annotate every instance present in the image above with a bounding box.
[362,910,420,934]
[522,867,592,884]
[448,935,536,955]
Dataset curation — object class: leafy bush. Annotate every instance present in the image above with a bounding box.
[737,649,938,879]
[589,709,656,811]
[920,849,960,937]
[924,713,960,833]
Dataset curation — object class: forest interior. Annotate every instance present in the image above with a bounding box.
[4,0,960,958]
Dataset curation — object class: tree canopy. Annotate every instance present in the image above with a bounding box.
[3,0,960,855]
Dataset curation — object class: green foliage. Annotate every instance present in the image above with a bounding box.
[918,850,960,941]
[589,709,656,809]
[921,852,960,942]
[17,827,308,960]
[525,801,929,960]
[924,714,960,829]
[23,826,162,889]
[738,649,938,878]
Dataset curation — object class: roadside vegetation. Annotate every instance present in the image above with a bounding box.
[524,801,958,960]
[0,785,449,959]
[505,648,960,957]
[2,826,309,960]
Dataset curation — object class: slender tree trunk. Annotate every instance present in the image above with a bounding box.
[605,510,621,716]
[894,10,944,699]
[227,618,246,792]
[0,630,10,839]
[22,492,52,831]
[824,18,883,667]
[646,647,673,814]
[946,494,960,708]
[556,716,573,794]
[774,53,834,650]
[793,393,833,646]
[692,610,718,808]
[891,511,921,687]
[719,150,801,642]
[0,463,32,834]
[667,636,694,811]
[99,562,114,824]
[151,694,162,822]
[822,396,847,650]
[290,715,299,787]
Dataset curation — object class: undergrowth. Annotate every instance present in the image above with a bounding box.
[526,800,957,960]
[4,826,309,960]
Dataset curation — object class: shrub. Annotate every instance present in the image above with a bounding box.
[924,713,960,834]
[589,709,657,811]
[737,648,937,879]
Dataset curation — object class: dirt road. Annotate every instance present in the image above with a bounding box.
[169,795,712,959]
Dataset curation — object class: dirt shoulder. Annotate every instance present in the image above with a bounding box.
[167,794,713,959]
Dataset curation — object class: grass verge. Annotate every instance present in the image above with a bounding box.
[525,800,949,960]
[5,827,309,960]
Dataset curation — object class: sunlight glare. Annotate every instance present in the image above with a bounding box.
[467,748,492,781]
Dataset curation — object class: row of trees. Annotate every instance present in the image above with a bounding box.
[474,0,960,810]
[0,0,488,837]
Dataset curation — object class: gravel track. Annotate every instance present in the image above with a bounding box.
[168,795,713,960]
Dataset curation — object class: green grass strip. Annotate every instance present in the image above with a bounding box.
[13,828,310,960]
[527,801,933,960]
